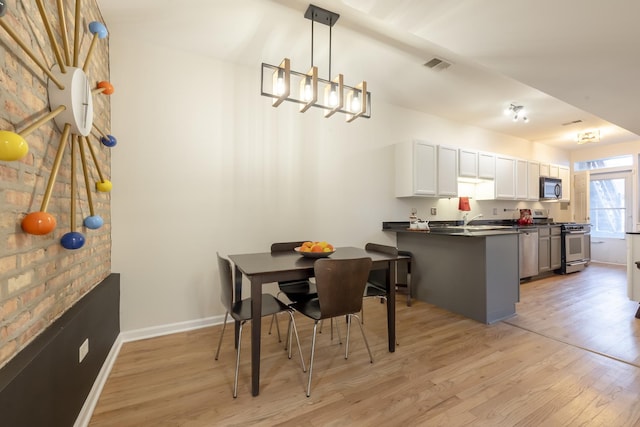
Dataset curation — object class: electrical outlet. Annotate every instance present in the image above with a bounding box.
[493,208,498,215]
[79,338,89,363]
[430,207,437,215]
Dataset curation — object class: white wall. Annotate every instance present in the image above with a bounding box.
[108,32,576,332]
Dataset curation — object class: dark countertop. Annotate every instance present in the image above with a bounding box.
[382,221,520,237]
[627,232,640,235]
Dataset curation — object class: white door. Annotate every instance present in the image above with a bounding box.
[589,170,632,264]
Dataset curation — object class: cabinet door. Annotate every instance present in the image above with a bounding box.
[540,163,550,177]
[549,164,559,178]
[558,166,570,201]
[495,156,516,199]
[458,149,478,178]
[414,141,437,196]
[527,161,540,201]
[437,145,458,197]
[551,234,562,269]
[516,159,528,200]
[539,235,551,273]
[478,152,495,179]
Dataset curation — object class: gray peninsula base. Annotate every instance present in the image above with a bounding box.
[397,232,519,324]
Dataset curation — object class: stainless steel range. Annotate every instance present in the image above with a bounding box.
[558,223,591,274]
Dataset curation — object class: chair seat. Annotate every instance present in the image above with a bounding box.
[290,298,322,321]
[279,280,318,302]
[231,294,289,322]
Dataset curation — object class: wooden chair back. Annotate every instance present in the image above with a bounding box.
[314,257,372,319]
[216,252,234,313]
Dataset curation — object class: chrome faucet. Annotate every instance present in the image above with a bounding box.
[464,213,483,226]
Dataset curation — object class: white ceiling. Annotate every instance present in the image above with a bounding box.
[98,0,640,151]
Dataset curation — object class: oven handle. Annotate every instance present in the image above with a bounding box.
[566,260,588,266]
[564,230,587,234]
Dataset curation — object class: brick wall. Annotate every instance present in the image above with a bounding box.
[0,0,111,369]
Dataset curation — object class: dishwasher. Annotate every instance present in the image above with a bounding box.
[519,229,539,279]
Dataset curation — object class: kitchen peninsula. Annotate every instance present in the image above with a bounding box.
[384,222,520,324]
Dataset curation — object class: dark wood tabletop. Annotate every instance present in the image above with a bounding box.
[228,246,405,396]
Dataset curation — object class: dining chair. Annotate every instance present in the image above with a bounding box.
[268,241,318,337]
[361,243,399,323]
[215,253,306,397]
[290,257,374,397]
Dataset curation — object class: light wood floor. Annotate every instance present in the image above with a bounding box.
[89,263,640,426]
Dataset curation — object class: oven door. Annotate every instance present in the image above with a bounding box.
[564,231,586,263]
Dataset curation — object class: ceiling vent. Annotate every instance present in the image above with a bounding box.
[562,119,583,126]
[424,57,451,72]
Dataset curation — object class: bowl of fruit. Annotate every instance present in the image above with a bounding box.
[295,241,335,258]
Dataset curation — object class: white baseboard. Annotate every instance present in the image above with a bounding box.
[74,315,227,426]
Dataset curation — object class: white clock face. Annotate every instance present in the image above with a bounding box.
[48,65,94,136]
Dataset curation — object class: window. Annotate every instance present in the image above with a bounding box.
[575,154,632,171]
[589,171,631,239]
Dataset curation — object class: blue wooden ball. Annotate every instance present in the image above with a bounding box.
[61,232,86,250]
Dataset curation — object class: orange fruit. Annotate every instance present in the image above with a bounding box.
[311,244,323,252]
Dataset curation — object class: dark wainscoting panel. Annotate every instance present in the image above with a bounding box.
[0,273,120,427]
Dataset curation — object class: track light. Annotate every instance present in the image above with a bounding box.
[505,103,528,123]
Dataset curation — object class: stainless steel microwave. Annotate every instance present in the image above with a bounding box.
[539,177,562,200]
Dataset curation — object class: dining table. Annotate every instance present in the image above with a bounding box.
[228,246,406,396]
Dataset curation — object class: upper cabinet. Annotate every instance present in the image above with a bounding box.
[438,145,458,197]
[527,161,540,201]
[395,140,457,198]
[396,140,569,201]
[494,155,516,199]
[395,140,436,197]
[558,166,570,202]
[458,148,478,178]
[478,152,496,180]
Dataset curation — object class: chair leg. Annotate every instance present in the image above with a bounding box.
[306,321,319,397]
[234,320,245,398]
[334,317,343,345]
[215,312,229,360]
[345,314,352,359]
[352,314,374,363]
[286,311,306,372]
[274,313,282,342]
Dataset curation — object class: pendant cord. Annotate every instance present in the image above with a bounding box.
[311,17,314,68]
[328,21,332,79]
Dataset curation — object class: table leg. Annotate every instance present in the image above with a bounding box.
[233,266,243,349]
[386,260,396,352]
[251,277,262,396]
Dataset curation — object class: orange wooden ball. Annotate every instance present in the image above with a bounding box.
[22,211,57,235]
[97,81,114,95]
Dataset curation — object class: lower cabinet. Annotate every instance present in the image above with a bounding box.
[538,226,562,274]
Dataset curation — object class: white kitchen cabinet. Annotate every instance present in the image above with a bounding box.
[540,163,550,177]
[538,227,551,273]
[527,161,540,201]
[478,152,495,179]
[458,148,478,178]
[516,159,528,200]
[549,164,559,178]
[438,145,458,197]
[395,140,437,197]
[494,155,516,199]
[558,166,570,201]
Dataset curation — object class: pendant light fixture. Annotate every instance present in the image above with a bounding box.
[260,4,371,122]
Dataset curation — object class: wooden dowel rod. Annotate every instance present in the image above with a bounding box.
[92,123,107,138]
[70,135,77,230]
[73,0,81,67]
[35,0,66,74]
[56,0,71,65]
[40,124,71,212]
[79,136,95,216]
[82,34,99,73]
[18,105,66,137]
[86,135,106,182]
[0,20,65,89]
[92,87,106,96]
